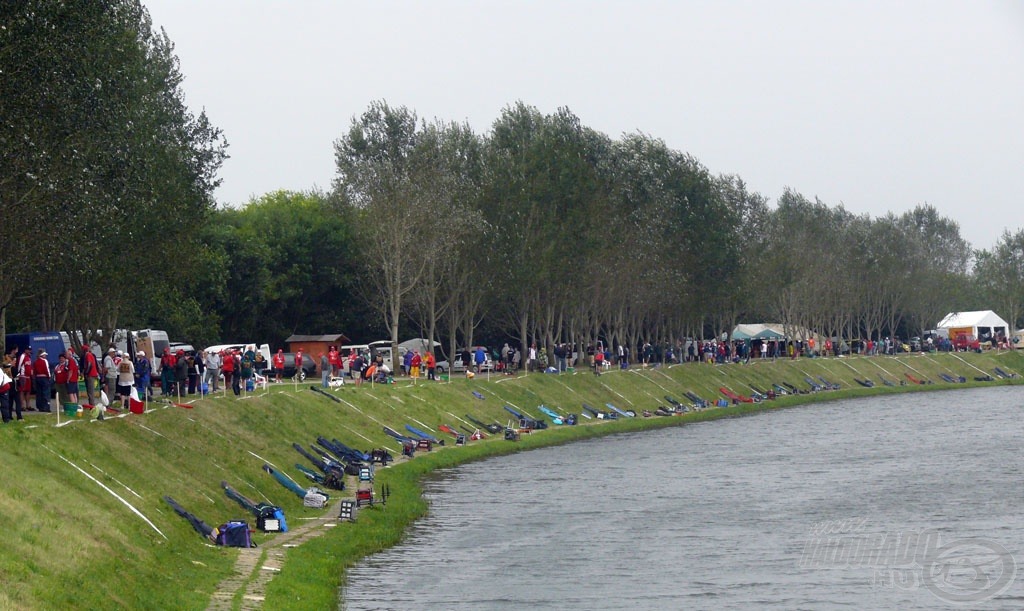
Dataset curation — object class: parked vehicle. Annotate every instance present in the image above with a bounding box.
[168,342,196,357]
[136,330,170,374]
[339,344,370,376]
[5,331,70,371]
[206,344,272,375]
[953,334,982,352]
[436,347,494,374]
[367,340,399,372]
[268,353,316,380]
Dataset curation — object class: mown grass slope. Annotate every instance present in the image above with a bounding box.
[1,350,1021,609]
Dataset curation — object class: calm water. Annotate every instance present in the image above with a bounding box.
[343,387,1023,610]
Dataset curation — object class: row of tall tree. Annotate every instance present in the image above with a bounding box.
[332,101,1024,359]
[3,2,1022,356]
[0,1,227,352]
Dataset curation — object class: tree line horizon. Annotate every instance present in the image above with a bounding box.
[3,2,1023,360]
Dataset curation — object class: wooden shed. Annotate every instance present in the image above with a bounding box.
[285,334,351,371]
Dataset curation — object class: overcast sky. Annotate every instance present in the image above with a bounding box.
[144,0,1023,251]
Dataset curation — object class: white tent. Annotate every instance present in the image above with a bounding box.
[398,338,440,354]
[936,310,1010,341]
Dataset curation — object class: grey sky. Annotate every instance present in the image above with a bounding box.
[145,0,1023,251]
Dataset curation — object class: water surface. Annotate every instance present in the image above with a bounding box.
[344,388,1023,609]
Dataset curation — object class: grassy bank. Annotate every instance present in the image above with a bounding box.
[1,350,1021,609]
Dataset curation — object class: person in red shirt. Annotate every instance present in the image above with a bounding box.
[54,353,71,405]
[424,351,436,381]
[65,349,80,404]
[272,349,285,383]
[328,346,341,377]
[17,347,32,411]
[160,347,177,396]
[32,348,52,412]
[294,349,303,376]
[81,347,100,406]
[221,350,235,390]
[410,351,421,381]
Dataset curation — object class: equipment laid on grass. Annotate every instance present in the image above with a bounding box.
[536,405,565,425]
[292,443,347,487]
[606,403,635,417]
[503,405,547,429]
[684,391,710,407]
[817,376,841,390]
[855,378,875,388]
[164,496,217,542]
[719,388,754,404]
[782,382,803,394]
[404,424,444,445]
[582,403,615,419]
[215,521,255,547]
[262,463,314,500]
[317,437,370,463]
[369,448,394,464]
[994,367,1018,379]
[221,481,287,532]
[804,377,824,392]
[309,386,342,403]
[465,415,502,434]
[383,426,415,443]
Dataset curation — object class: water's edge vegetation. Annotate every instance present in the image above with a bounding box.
[1,352,1020,610]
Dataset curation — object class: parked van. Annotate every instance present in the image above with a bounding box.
[339,344,370,376]
[135,330,170,374]
[367,340,399,372]
[204,343,271,365]
[5,331,71,371]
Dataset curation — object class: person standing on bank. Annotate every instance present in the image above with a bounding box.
[103,348,117,400]
[117,354,135,405]
[174,350,188,397]
[54,353,71,406]
[272,349,285,383]
[0,366,15,422]
[17,347,32,411]
[320,352,330,388]
[81,346,100,406]
[3,347,23,420]
[135,350,152,400]
[33,348,53,412]
[65,348,80,404]
[425,351,436,381]
[204,349,221,392]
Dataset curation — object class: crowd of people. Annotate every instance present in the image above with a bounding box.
[1,344,153,422]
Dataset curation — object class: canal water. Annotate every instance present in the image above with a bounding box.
[343,387,1023,609]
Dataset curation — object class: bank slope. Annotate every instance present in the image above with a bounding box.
[0,351,1020,609]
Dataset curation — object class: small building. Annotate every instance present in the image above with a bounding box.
[285,334,351,371]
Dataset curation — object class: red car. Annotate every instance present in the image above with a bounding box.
[953,335,981,352]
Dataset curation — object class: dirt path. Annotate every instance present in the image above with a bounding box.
[205,507,340,611]
[205,457,406,611]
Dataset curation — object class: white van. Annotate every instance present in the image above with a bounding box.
[367,340,400,372]
[339,344,369,376]
[136,330,170,374]
[205,343,271,364]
